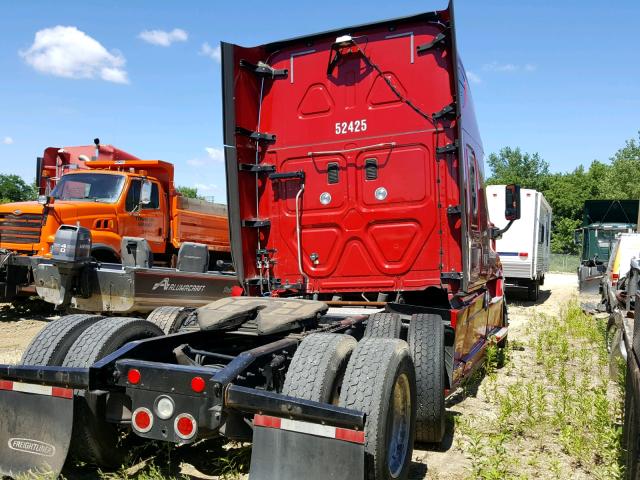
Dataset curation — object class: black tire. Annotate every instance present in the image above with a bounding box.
[282,333,357,404]
[146,306,190,334]
[527,281,539,301]
[63,317,164,468]
[339,338,416,480]
[21,314,104,366]
[408,313,445,444]
[364,313,402,339]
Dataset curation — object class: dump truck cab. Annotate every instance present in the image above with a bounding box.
[0,157,230,301]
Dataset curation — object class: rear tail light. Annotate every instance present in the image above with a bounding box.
[612,273,619,285]
[127,368,141,385]
[518,252,528,259]
[191,376,206,393]
[174,413,197,440]
[132,407,153,433]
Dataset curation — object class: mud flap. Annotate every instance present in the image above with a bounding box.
[0,386,73,477]
[579,275,602,294]
[249,415,365,480]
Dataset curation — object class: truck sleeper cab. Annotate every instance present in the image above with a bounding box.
[0,3,518,479]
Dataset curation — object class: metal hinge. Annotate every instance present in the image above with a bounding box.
[441,272,462,281]
[239,60,288,79]
[432,103,456,121]
[241,219,271,228]
[269,171,305,181]
[236,127,276,144]
[239,163,276,173]
[416,32,447,54]
[436,140,458,155]
[447,205,462,216]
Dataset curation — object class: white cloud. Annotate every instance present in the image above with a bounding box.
[205,147,224,162]
[138,28,188,47]
[187,147,224,167]
[20,26,128,84]
[466,71,482,84]
[200,42,221,62]
[2,136,13,145]
[482,61,537,73]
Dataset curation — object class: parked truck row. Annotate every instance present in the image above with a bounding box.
[0,3,521,479]
[0,140,231,304]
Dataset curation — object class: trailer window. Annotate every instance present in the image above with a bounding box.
[126,180,160,211]
[467,148,479,224]
[539,223,545,244]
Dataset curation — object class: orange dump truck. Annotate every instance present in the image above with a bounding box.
[0,158,230,301]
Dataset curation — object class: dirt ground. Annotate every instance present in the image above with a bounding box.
[410,272,580,480]
[0,273,581,479]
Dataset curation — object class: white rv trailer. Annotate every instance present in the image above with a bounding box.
[486,185,552,300]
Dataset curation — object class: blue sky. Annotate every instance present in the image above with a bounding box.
[0,0,638,202]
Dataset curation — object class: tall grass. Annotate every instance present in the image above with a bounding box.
[457,301,623,479]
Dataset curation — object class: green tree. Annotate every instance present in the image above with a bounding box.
[486,147,550,192]
[0,175,37,204]
[177,186,199,199]
[601,132,640,199]
[550,217,581,255]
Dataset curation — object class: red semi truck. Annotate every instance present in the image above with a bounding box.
[0,3,519,479]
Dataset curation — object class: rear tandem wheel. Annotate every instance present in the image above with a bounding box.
[146,306,191,334]
[21,314,105,366]
[282,332,357,403]
[339,337,416,480]
[63,317,164,468]
[363,313,403,339]
[408,313,446,444]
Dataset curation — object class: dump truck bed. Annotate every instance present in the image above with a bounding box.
[171,197,230,252]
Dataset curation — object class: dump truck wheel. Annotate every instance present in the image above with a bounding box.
[146,306,190,334]
[339,338,416,480]
[408,313,445,444]
[21,314,105,366]
[364,313,402,339]
[282,333,357,404]
[63,317,164,468]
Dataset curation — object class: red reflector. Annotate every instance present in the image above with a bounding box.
[449,309,458,329]
[191,376,206,393]
[335,427,365,444]
[128,369,141,385]
[518,252,528,258]
[52,387,73,399]
[231,285,244,297]
[612,273,620,280]
[134,410,151,431]
[254,414,282,429]
[175,415,196,439]
[0,380,13,391]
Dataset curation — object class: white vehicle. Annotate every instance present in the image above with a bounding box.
[487,186,552,300]
[602,232,640,312]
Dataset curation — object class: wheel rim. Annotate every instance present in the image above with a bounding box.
[387,372,411,478]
